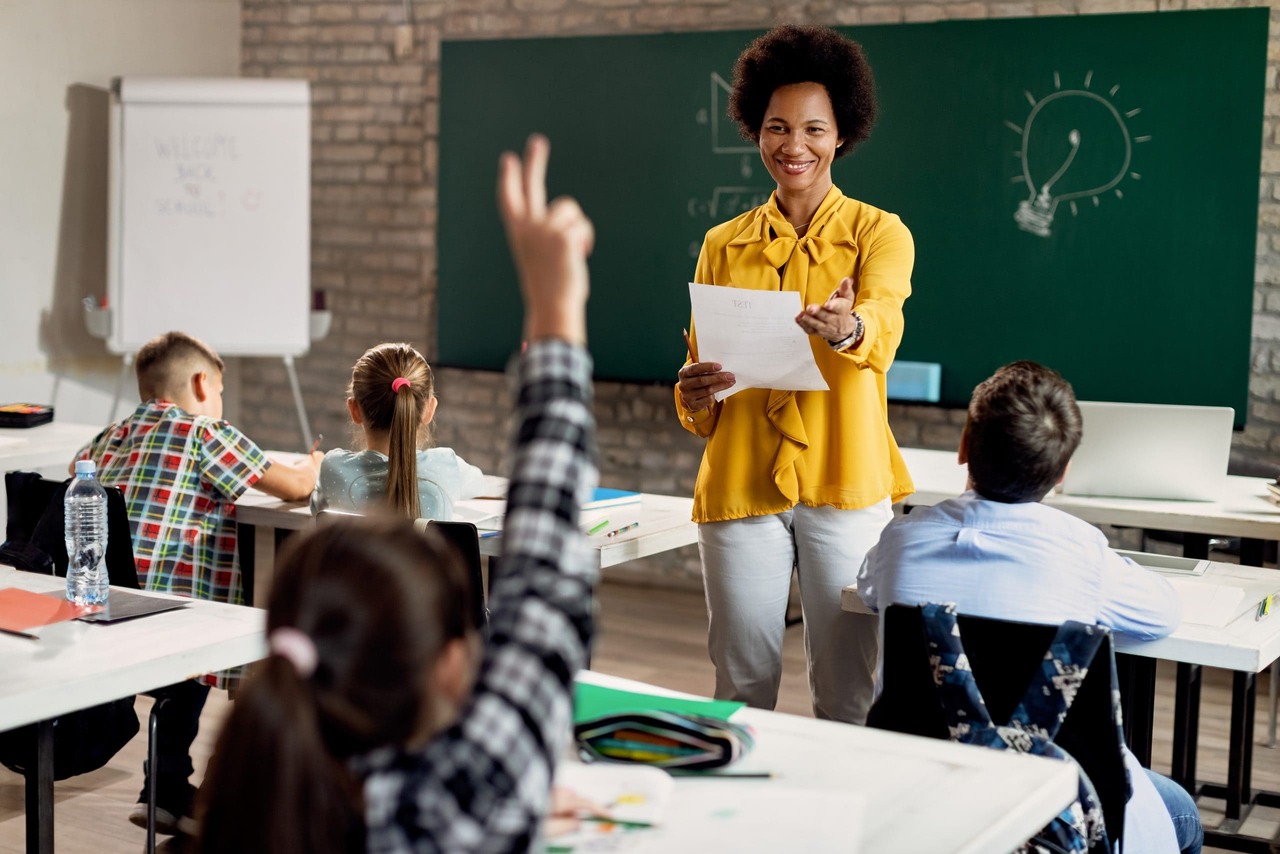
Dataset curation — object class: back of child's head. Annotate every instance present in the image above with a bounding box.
[196,515,476,854]
[349,343,435,518]
[135,331,224,402]
[965,360,1082,503]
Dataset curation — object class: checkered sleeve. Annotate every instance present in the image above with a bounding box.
[363,339,598,854]
[198,421,270,502]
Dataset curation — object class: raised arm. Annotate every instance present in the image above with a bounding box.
[363,134,599,852]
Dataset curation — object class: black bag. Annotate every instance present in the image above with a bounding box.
[0,698,140,780]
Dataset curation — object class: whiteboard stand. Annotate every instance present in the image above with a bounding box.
[282,355,311,447]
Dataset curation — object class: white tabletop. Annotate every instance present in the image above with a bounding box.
[235,485,696,570]
[575,671,1077,854]
[841,558,1280,673]
[901,446,1280,540]
[0,567,266,731]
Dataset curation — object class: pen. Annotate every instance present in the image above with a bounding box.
[309,433,324,453]
[605,522,640,538]
[586,517,610,536]
[1257,594,1273,621]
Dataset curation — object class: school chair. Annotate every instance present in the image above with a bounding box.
[868,603,1128,853]
[315,510,486,630]
[414,518,487,630]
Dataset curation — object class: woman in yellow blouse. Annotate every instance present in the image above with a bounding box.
[676,24,914,723]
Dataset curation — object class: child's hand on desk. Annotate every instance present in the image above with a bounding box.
[542,784,610,838]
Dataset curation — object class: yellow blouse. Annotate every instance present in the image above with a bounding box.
[675,186,915,523]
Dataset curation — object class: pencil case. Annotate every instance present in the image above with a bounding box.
[0,404,53,428]
[574,710,755,771]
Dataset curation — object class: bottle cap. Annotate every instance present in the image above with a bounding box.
[74,459,96,475]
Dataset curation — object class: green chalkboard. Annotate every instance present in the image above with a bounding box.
[439,10,1266,420]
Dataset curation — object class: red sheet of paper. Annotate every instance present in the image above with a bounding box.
[0,587,100,632]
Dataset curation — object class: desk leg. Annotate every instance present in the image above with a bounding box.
[24,719,53,854]
[1239,537,1266,568]
[1182,534,1210,560]
[1171,663,1202,792]
[253,524,276,610]
[1224,670,1255,824]
[1118,653,1156,766]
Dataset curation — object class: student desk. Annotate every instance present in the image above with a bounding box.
[900,447,1280,562]
[234,487,697,608]
[841,559,1280,852]
[0,422,103,523]
[574,671,1077,853]
[0,565,266,854]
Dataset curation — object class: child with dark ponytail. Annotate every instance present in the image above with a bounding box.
[311,342,487,519]
[196,134,599,852]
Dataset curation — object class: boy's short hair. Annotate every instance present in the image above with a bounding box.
[965,360,1083,503]
[135,331,225,402]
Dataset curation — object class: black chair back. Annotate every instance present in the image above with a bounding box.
[421,519,487,630]
[2,471,139,588]
[868,604,1127,852]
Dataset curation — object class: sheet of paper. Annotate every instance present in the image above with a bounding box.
[452,498,506,530]
[689,283,828,402]
[1166,578,1249,627]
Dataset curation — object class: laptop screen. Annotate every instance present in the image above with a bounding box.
[1060,401,1234,501]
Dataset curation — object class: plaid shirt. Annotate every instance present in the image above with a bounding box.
[362,339,599,853]
[76,401,269,605]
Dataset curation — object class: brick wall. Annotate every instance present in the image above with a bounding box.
[239,0,1279,588]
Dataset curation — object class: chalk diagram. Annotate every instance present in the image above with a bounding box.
[687,72,774,256]
[1008,71,1150,238]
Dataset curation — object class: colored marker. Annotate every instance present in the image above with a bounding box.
[1257,594,1273,621]
[605,522,640,538]
[586,517,610,536]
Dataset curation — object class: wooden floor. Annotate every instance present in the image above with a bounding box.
[1,580,1276,851]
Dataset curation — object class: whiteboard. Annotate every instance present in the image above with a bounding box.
[107,77,310,356]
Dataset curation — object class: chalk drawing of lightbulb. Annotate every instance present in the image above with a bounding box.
[1008,71,1149,238]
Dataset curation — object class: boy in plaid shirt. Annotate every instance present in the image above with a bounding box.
[75,330,321,837]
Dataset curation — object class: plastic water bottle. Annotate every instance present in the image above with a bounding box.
[65,459,109,605]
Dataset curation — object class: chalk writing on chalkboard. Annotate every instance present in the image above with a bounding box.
[1009,70,1150,238]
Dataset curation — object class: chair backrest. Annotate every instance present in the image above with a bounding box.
[315,510,486,630]
[416,519,486,630]
[1,471,139,588]
[868,604,1127,852]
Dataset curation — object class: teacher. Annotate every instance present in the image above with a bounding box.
[675,24,914,723]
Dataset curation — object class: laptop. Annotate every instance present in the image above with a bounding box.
[1059,401,1234,501]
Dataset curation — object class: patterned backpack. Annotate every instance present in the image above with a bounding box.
[919,603,1120,854]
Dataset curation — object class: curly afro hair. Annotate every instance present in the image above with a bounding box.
[728,24,877,159]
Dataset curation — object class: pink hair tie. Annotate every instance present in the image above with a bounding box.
[391,377,411,393]
[269,627,318,678]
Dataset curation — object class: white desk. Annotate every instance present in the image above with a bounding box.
[234,489,697,608]
[576,671,1077,854]
[0,566,267,853]
[842,559,1280,848]
[902,446,1280,544]
[0,422,103,523]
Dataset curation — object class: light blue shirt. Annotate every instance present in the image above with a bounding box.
[311,447,487,521]
[857,491,1182,854]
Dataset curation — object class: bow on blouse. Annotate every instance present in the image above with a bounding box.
[729,199,850,503]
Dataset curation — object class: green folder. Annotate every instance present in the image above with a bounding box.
[573,682,744,725]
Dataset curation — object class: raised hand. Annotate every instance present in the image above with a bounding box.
[497,134,594,345]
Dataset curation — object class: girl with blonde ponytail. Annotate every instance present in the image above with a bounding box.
[311,343,487,519]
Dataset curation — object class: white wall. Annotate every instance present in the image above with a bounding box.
[0,0,241,428]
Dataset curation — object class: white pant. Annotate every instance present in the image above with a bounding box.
[699,500,891,723]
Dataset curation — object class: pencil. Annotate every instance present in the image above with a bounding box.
[605,522,639,538]
[309,433,324,453]
[682,327,698,363]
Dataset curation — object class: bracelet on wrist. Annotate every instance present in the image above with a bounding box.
[828,312,864,352]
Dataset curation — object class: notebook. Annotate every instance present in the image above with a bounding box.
[1060,402,1234,501]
